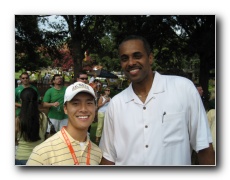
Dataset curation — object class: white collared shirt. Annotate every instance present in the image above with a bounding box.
[99,71,212,166]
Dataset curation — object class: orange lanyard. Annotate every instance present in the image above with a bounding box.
[61,126,91,165]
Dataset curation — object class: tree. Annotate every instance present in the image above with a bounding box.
[175,15,215,98]
[15,15,44,71]
[61,15,109,79]
[15,15,215,97]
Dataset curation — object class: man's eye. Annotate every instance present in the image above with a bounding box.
[120,56,128,62]
[134,55,142,59]
[72,102,79,105]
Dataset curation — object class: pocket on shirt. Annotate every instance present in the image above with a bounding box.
[161,112,185,146]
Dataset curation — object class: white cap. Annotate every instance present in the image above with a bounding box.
[64,82,96,104]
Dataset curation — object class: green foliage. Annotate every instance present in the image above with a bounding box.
[15,15,215,96]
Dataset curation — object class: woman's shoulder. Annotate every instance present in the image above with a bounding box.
[40,112,48,121]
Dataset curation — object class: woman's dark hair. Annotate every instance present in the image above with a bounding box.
[19,88,41,142]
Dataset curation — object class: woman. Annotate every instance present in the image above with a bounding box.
[15,87,48,165]
[95,88,111,143]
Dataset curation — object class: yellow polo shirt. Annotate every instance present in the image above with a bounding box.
[26,129,102,166]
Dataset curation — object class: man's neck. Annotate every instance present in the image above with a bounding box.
[65,126,88,142]
[54,84,62,90]
[23,84,30,88]
[132,71,154,94]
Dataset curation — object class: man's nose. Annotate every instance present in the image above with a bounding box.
[127,57,136,66]
[79,103,87,111]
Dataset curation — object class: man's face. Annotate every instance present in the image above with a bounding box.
[64,92,96,131]
[53,76,62,85]
[20,74,30,86]
[77,74,88,84]
[197,86,204,96]
[119,39,153,83]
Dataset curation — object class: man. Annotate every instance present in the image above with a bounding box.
[76,71,89,84]
[76,71,92,134]
[27,82,102,165]
[15,72,39,117]
[99,35,215,165]
[43,74,68,132]
[195,83,209,111]
[195,83,204,97]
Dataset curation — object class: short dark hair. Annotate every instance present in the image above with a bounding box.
[76,71,88,78]
[52,74,61,81]
[20,72,29,78]
[119,35,152,55]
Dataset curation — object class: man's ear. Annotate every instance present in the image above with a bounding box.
[149,53,154,65]
[63,104,68,115]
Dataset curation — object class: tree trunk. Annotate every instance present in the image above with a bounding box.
[71,40,83,80]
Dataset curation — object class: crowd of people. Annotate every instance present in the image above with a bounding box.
[15,35,215,166]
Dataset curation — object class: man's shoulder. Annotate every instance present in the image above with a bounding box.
[110,87,130,102]
[30,84,38,90]
[160,73,193,86]
[15,85,23,91]
[32,133,61,153]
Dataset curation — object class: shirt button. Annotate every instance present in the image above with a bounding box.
[145,145,149,148]
[143,107,146,110]
[145,125,148,128]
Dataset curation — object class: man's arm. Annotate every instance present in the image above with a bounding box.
[100,157,115,165]
[197,143,215,165]
[43,102,59,108]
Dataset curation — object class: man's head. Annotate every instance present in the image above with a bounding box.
[76,71,89,84]
[64,82,96,131]
[118,35,153,83]
[20,72,30,86]
[51,74,63,86]
[64,82,96,104]
[195,83,204,96]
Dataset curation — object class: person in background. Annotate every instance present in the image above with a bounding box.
[27,82,102,165]
[15,72,40,117]
[207,89,216,151]
[195,83,210,111]
[43,74,68,132]
[89,72,97,84]
[95,88,111,143]
[207,109,216,152]
[195,83,204,97]
[15,88,48,165]
[99,35,215,165]
[76,71,89,84]
[17,80,21,87]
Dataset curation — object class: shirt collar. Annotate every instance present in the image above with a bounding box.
[58,128,90,144]
[125,71,165,103]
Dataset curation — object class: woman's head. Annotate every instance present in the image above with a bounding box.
[19,87,40,142]
[103,88,111,96]
[20,87,38,103]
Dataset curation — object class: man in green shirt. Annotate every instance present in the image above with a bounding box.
[15,72,39,117]
[43,74,68,132]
